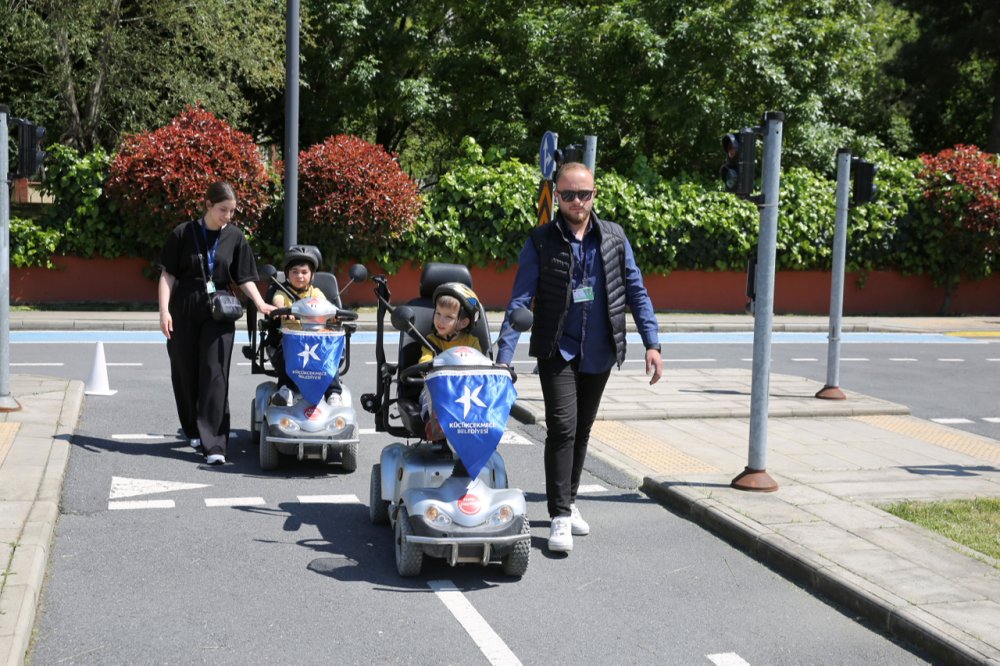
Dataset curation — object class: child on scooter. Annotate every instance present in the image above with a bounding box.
[419,283,483,435]
[270,245,344,407]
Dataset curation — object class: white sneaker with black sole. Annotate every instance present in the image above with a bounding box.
[548,516,573,552]
[206,454,226,465]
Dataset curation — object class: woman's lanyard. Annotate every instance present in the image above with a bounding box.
[197,219,221,293]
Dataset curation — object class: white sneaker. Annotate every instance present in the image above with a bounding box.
[570,504,590,536]
[326,393,343,407]
[548,516,573,552]
[189,438,202,451]
[206,454,226,465]
[275,386,294,406]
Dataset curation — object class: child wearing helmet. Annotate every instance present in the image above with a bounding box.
[419,283,483,433]
[270,245,344,407]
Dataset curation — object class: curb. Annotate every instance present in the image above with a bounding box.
[0,380,83,666]
[640,478,996,666]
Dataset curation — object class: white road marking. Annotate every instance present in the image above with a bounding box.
[428,580,521,666]
[932,418,974,425]
[791,358,818,362]
[708,653,751,666]
[663,358,717,363]
[500,431,532,446]
[841,357,869,361]
[740,357,753,362]
[989,358,1000,362]
[983,417,1000,424]
[106,362,142,366]
[108,500,175,510]
[576,484,608,494]
[111,433,167,440]
[890,358,918,362]
[237,362,251,366]
[297,494,361,504]
[10,362,64,366]
[360,428,376,435]
[205,497,266,507]
[937,358,964,362]
[110,476,210,499]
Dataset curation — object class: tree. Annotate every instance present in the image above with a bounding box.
[0,0,286,151]
[888,0,1000,153]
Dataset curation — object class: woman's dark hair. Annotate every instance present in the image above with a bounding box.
[205,181,237,205]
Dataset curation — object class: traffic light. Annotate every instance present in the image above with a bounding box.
[851,158,877,206]
[14,119,46,179]
[720,130,756,199]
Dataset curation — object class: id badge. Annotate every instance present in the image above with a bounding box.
[572,286,594,303]
[205,281,217,294]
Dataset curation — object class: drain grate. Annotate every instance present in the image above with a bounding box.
[590,421,719,474]
[853,415,1000,464]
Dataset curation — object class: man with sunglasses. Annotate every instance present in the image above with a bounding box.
[496,162,663,554]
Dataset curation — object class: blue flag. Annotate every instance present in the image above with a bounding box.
[281,329,345,405]
[425,367,517,478]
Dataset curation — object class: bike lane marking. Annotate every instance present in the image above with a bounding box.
[428,579,522,666]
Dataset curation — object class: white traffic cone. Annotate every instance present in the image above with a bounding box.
[84,341,117,396]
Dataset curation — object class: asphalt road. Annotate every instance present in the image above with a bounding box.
[12,333,958,664]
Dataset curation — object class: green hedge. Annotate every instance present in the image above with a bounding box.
[18,140,995,291]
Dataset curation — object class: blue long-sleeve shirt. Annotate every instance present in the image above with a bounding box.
[496,216,660,373]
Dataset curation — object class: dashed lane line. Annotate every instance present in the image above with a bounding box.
[890,358,918,362]
[297,494,362,504]
[937,358,965,362]
[932,418,974,425]
[428,580,522,666]
[576,484,608,494]
[108,500,175,510]
[10,362,64,367]
[985,418,1000,424]
[205,497,266,507]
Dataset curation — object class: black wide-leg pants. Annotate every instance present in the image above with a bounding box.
[167,287,235,457]
[537,355,611,519]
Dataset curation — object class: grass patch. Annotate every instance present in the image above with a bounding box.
[882,497,1000,568]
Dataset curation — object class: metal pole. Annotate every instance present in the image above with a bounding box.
[0,106,20,411]
[732,111,783,492]
[283,0,300,249]
[817,148,851,400]
[583,135,597,174]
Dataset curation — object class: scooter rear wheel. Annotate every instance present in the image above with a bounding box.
[369,464,390,525]
[395,506,423,577]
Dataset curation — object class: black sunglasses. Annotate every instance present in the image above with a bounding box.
[557,189,594,203]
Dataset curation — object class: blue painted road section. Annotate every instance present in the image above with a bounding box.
[9,331,986,345]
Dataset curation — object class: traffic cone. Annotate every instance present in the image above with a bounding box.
[84,342,117,396]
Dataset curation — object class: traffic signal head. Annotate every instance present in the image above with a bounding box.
[719,130,756,198]
[851,158,877,206]
[14,120,46,179]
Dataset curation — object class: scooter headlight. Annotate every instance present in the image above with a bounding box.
[277,417,300,433]
[424,504,452,527]
[486,504,515,527]
[327,415,348,433]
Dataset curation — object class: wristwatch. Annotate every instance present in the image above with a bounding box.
[645,343,662,353]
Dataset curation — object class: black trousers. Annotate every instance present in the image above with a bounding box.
[537,355,611,518]
[167,288,234,457]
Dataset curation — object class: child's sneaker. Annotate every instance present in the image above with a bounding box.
[570,503,590,536]
[206,454,226,465]
[326,393,343,407]
[548,516,573,553]
[274,385,293,406]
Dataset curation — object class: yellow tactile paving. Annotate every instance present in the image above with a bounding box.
[590,421,719,474]
[0,423,20,466]
[853,415,1000,464]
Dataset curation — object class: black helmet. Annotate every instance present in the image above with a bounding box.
[432,282,480,324]
[283,245,322,273]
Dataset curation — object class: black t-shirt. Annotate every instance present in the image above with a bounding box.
[158,219,259,287]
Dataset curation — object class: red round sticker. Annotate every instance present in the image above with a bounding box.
[457,494,481,515]
[304,406,322,421]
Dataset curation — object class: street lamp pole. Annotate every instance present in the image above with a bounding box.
[283,0,300,248]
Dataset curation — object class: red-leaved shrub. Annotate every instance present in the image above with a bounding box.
[106,105,272,253]
[297,135,422,265]
[919,144,1000,239]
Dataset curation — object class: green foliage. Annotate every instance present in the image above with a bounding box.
[8,217,60,268]
[38,143,132,258]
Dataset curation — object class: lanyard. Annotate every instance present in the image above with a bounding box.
[197,219,220,278]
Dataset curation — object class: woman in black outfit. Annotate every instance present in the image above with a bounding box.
[157,181,275,465]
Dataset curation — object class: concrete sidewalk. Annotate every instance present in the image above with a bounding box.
[2,312,1000,664]
[512,369,1000,665]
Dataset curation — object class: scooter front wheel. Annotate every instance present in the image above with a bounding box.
[259,421,280,471]
[501,515,530,577]
[369,464,390,525]
[395,506,423,577]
